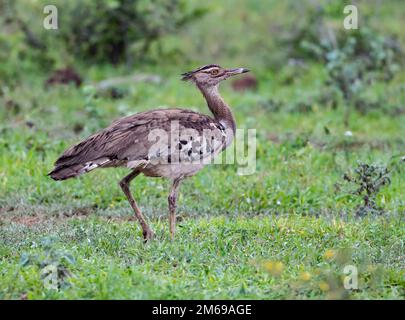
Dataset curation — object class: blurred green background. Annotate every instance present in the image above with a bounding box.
[0,0,404,299]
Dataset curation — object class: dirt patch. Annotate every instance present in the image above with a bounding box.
[0,206,42,226]
[0,204,163,226]
[267,133,282,144]
[45,67,82,88]
[62,206,95,218]
[232,74,258,91]
[0,206,16,214]
[9,215,43,226]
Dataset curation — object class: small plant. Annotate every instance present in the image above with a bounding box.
[324,27,402,126]
[19,237,75,290]
[342,162,391,217]
[278,3,403,126]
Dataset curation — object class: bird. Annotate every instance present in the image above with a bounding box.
[49,64,249,241]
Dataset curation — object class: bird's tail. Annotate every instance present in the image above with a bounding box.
[48,164,87,180]
[48,158,110,181]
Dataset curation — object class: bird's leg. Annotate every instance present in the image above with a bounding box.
[119,170,154,241]
[168,178,183,240]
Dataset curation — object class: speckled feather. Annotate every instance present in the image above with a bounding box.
[49,108,227,180]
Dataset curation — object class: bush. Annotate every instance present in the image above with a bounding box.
[0,0,207,75]
[324,27,402,100]
[341,162,391,217]
[61,0,207,64]
[278,2,403,124]
[0,1,56,86]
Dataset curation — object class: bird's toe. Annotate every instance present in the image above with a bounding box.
[143,229,155,242]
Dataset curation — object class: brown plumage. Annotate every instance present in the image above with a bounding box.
[49,65,249,241]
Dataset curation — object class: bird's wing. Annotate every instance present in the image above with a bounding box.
[53,108,227,170]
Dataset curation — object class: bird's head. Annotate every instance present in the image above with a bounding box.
[181,64,249,88]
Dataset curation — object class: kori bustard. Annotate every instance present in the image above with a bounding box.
[49,65,249,241]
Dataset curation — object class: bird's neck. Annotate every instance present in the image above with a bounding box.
[198,84,236,134]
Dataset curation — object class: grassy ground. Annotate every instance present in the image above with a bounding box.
[1,0,404,299]
[1,65,403,299]
[1,214,403,299]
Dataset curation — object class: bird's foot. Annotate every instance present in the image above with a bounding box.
[142,229,155,242]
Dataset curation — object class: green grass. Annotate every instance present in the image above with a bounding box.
[1,67,403,299]
[0,215,403,299]
[1,0,404,299]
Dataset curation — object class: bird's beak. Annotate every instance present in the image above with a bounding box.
[226,68,250,76]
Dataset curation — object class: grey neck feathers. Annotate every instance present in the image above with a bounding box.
[197,84,236,134]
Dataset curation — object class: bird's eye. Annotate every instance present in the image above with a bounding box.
[210,69,219,75]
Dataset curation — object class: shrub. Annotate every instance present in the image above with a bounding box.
[60,0,207,64]
[277,2,403,123]
[0,0,207,74]
[341,162,391,217]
